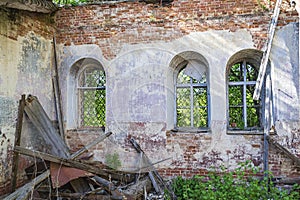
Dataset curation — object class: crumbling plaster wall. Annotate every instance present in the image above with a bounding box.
[56,0,300,178]
[0,8,55,192]
[60,30,264,171]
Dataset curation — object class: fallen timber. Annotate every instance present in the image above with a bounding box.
[6,95,172,200]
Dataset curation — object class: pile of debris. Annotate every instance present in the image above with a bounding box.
[4,95,176,200]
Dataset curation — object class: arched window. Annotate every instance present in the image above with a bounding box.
[228,60,261,129]
[176,61,208,128]
[77,66,106,128]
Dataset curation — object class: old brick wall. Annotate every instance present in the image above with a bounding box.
[0,8,56,194]
[55,0,299,181]
[55,0,297,57]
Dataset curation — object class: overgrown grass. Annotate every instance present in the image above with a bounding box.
[165,161,300,200]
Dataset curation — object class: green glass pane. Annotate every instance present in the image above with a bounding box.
[193,87,207,107]
[246,85,259,106]
[80,89,105,127]
[177,88,190,108]
[247,107,260,127]
[229,107,244,129]
[177,108,191,127]
[229,85,243,106]
[193,107,207,127]
[177,87,191,127]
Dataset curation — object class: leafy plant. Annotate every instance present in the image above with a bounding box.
[165,161,300,200]
[105,152,121,170]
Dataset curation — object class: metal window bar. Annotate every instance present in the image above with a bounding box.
[190,78,194,126]
[243,61,247,127]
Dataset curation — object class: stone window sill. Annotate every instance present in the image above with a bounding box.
[169,127,211,133]
[227,128,275,135]
[68,128,105,134]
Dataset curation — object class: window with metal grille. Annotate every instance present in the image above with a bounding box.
[228,60,261,130]
[78,66,106,128]
[176,64,208,128]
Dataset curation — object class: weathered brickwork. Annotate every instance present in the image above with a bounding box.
[55,0,298,59]
[0,8,55,40]
[54,0,300,181]
[0,7,56,195]
[0,0,299,196]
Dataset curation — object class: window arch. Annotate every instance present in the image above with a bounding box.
[227,49,266,130]
[77,64,106,128]
[175,60,209,128]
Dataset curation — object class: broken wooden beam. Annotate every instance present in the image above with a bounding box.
[11,94,26,192]
[92,176,116,191]
[129,138,167,195]
[70,132,113,159]
[4,170,50,200]
[14,146,136,182]
[129,138,177,199]
[24,95,70,158]
[52,36,65,141]
[267,136,300,167]
[14,146,110,177]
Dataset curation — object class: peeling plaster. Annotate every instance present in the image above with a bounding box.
[16,32,55,118]
[0,35,20,97]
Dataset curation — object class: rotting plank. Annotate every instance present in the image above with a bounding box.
[4,170,50,200]
[15,146,110,177]
[129,138,168,195]
[11,94,26,192]
[24,95,70,158]
[70,132,112,159]
[253,0,282,100]
[14,146,135,182]
[52,36,65,141]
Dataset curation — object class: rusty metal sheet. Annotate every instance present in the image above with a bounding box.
[50,162,93,188]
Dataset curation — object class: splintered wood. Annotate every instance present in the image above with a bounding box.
[5,95,174,200]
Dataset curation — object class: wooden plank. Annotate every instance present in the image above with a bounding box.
[129,138,163,194]
[52,36,65,141]
[129,138,177,199]
[70,132,112,159]
[253,0,282,100]
[14,146,135,182]
[15,146,110,177]
[92,176,116,191]
[11,94,26,192]
[24,95,70,158]
[4,170,50,200]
